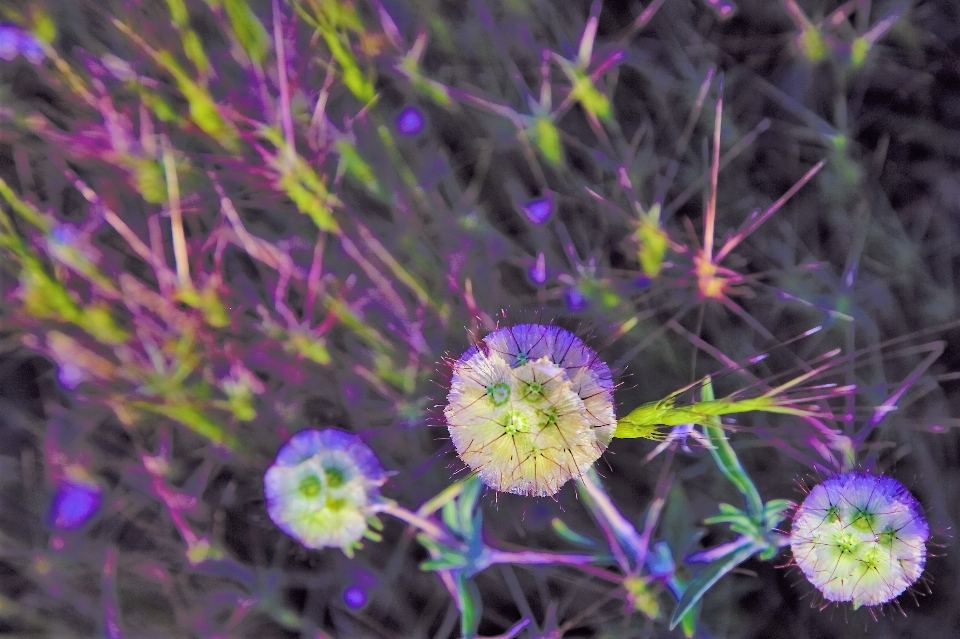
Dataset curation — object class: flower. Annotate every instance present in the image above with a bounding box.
[48,477,101,530]
[790,471,929,609]
[264,429,386,553]
[522,194,553,225]
[444,324,616,496]
[396,106,425,135]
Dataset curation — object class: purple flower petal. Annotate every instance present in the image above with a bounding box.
[522,195,553,225]
[529,251,546,285]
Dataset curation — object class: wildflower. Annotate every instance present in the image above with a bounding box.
[522,194,553,225]
[264,429,386,553]
[48,474,101,530]
[344,585,366,608]
[445,324,616,497]
[790,471,929,609]
[396,106,425,135]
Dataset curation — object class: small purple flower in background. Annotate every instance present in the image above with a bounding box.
[343,568,376,609]
[790,471,929,609]
[57,363,84,390]
[445,324,616,496]
[0,26,44,64]
[565,287,587,311]
[396,106,425,135]
[529,251,546,285]
[264,429,387,554]
[344,585,366,608]
[48,475,101,529]
[49,224,78,246]
[522,193,553,225]
[0,27,18,61]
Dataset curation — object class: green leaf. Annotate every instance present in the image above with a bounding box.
[335,139,383,197]
[550,518,600,548]
[448,475,482,541]
[0,175,51,231]
[130,400,239,450]
[219,0,269,65]
[669,540,764,630]
[637,204,667,277]
[454,572,482,639]
[570,71,611,120]
[530,116,562,165]
[679,605,697,638]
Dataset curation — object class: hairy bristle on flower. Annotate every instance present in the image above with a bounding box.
[790,471,929,609]
[264,429,386,552]
[445,324,616,496]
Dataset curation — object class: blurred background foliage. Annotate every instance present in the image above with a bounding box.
[1,0,959,636]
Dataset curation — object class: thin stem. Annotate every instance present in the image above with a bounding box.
[416,478,468,518]
[376,501,449,542]
[715,159,825,263]
[703,75,723,261]
[273,0,295,158]
[162,137,192,290]
[576,468,645,571]
[484,549,600,567]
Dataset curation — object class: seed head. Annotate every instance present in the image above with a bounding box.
[264,429,386,552]
[790,471,929,609]
[445,324,616,496]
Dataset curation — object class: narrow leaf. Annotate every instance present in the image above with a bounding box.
[669,540,764,629]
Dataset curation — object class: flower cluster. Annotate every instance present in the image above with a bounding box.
[444,324,616,497]
[790,471,929,609]
[264,429,386,552]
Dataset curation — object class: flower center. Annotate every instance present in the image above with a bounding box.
[325,496,349,511]
[836,530,861,555]
[523,380,544,401]
[486,382,511,406]
[298,474,322,498]
[503,408,532,434]
[324,465,347,488]
[850,508,876,533]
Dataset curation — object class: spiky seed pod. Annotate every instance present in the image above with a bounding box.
[445,324,616,497]
[264,429,386,552]
[790,471,929,609]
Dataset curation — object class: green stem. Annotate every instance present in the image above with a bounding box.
[700,377,764,518]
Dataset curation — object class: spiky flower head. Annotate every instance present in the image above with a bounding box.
[790,471,929,609]
[445,324,616,497]
[264,429,386,553]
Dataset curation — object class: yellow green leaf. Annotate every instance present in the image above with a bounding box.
[531,116,562,165]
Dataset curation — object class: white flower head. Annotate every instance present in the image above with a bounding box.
[264,429,386,553]
[790,471,929,609]
[445,324,616,497]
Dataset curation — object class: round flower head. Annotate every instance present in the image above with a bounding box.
[445,324,616,497]
[790,471,929,609]
[264,429,386,553]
